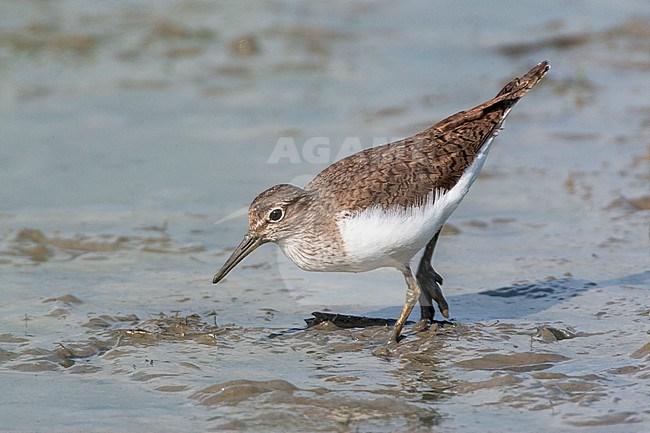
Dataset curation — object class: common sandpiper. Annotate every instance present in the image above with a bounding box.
[213,61,550,346]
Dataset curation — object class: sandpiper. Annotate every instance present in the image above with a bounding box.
[214,61,550,345]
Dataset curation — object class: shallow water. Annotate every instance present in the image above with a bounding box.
[1,1,649,432]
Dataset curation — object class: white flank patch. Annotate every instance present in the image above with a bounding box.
[337,137,495,271]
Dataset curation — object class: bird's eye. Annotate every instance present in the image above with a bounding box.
[268,208,284,222]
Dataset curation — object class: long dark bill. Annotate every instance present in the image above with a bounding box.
[212,234,264,284]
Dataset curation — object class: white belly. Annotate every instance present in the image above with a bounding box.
[336,140,493,271]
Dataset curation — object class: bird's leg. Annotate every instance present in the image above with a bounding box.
[414,286,434,332]
[416,230,449,322]
[388,264,422,346]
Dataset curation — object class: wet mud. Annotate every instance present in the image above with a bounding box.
[2,272,649,431]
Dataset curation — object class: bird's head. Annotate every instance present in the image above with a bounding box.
[212,184,311,284]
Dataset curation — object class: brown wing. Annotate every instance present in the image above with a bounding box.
[305,61,550,212]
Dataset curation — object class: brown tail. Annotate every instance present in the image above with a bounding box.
[494,60,550,99]
[431,60,550,136]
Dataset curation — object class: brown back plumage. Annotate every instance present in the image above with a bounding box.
[305,61,550,212]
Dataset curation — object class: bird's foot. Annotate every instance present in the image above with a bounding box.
[417,266,450,319]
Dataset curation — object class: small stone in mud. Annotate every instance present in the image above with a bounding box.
[536,326,576,342]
